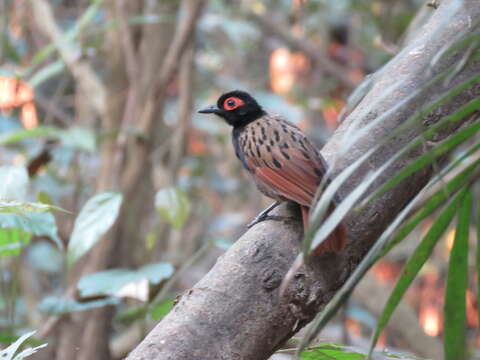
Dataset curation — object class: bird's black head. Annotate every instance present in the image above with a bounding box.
[198,90,265,128]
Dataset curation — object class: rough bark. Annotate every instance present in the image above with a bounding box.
[127,1,480,359]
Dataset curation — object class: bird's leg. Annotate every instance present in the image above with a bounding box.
[247,201,294,228]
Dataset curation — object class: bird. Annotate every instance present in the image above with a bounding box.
[198,90,346,255]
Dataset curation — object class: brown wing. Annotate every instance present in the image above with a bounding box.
[237,114,347,255]
[241,115,327,207]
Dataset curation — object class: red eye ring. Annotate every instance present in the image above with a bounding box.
[223,97,245,111]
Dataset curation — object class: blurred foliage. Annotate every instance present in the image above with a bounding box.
[0,331,47,360]
[297,342,427,360]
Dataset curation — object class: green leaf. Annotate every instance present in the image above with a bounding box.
[155,187,190,230]
[9,344,48,360]
[114,305,148,324]
[444,189,471,360]
[300,344,365,360]
[0,331,47,360]
[37,191,53,206]
[0,126,96,152]
[307,68,480,248]
[361,99,480,207]
[0,127,58,146]
[308,96,480,254]
[0,229,31,257]
[308,169,376,253]
[0,333,42,346]
[296,161,479,355]
[0,212,60,240]
[114,297,175,324]
[0,201,55,214]
[30,44,56,68]
[67,192,123,265]
[77,262,173,297]
[73,0,102,31]
[296,29,480,356]
[368,188,465,356]
[26,242,63,273]
[298,343,428,360]
[28,60,65,88]
[0,212,62,251]
[38,296,120,315]
[329,66,480,170]
[149,298,174,320]
[305,147,375,252]
[0,166,29,201]
[381,157,480,256]
[58,127,96,152]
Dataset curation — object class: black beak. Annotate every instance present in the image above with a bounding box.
[198,105,220,114]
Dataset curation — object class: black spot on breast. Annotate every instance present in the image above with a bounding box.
[263,134,267,141]
[290,134,297,142]
[282,125,288,133]
[266,145,271,152]
[301,150,311,159]
[283,143,289,149]
[270,139,274,146]
[256,145,261,157]
[274,130,280,142]
[259,138,264,145]
[314,167,323,177]
[281,150,290,160]
[272,157,282,168]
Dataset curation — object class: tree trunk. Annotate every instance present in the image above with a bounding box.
[30,0,206,359]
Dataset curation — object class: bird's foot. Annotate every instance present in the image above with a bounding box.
[247,214,296,228]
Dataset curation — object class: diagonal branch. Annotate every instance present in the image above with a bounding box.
[155,0,206,95]
[127,1,480,359]
[30,0,107,118]
[121,0,206,195]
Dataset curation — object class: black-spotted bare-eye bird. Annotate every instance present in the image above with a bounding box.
[198,90,346,255]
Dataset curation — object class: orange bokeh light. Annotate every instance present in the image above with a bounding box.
[345,318,362,337]
[269,48,310,95]
[0,76,37,129]
[419,305,442,337]
[21,102,38,129]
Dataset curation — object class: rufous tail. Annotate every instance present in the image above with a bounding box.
[301,204,347,255]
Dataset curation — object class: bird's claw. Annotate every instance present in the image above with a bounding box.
[247,215,295,228]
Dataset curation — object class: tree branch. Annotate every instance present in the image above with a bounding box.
[127,1,480,359]
[30,0,107,118]
[136,0,206,136]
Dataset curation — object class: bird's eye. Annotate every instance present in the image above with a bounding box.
[223,97,244,111]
